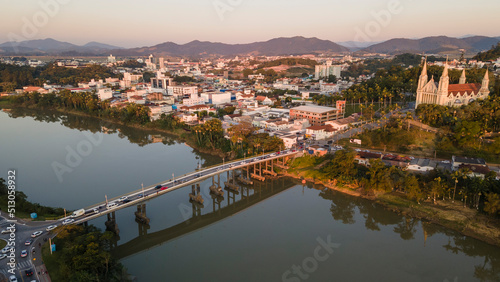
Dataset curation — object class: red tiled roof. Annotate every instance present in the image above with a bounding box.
[447,83,481,97]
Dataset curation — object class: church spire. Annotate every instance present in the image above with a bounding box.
[441,59,449,79]
[418,58,428,90]
[459,69,466,84]
[482,69,490,90]
[438,60,449,98]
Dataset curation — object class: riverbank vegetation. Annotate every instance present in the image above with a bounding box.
[42,225,129,281]
[0,178,65,220]
[0,62,119,91]
[1,92,284,159]
[288,150,500,245]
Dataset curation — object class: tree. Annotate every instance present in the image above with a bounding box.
[365,159,392,192]
[405,175,423,204]
[243,69,254,77]
[484,193,500,216]
[321,149,358,183]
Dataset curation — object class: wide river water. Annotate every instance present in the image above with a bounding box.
[0,109,499,282]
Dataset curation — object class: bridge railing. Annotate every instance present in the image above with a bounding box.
[79,150,298,212]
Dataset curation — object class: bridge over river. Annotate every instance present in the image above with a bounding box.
[57,150,300,229]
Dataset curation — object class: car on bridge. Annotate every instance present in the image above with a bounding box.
[62,218,74,225]
[119,196,128,202]
[31,231,43,238]
[160,187,168,191]
[107,202,118,209]
[155,185,162,190]
[93,208,100,214]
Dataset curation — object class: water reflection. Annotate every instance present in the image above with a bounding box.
[4,108,219,167]
[318,187,500,281]
[111,177,294,259]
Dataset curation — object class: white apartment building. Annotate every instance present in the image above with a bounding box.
[183,97,206,106]
[97,88,113,101]
[315,62,341,80]
[200,92,232,105]
[167,86,198,100]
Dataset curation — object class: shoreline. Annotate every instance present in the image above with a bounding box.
[280,170,500,247]
[1,104,228,159]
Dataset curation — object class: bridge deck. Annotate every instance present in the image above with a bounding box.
[65,150,299,226]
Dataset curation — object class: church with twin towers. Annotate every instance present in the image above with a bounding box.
[415,60,490,109]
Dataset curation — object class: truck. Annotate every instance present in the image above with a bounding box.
[71,209,85,218]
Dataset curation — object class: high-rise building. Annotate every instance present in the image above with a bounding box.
[315,61,341,80]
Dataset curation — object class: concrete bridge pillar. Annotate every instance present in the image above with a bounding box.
[189,184,204,204]
[135,203,150,224]
[105,211,120,235]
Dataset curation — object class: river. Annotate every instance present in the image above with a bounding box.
[0,109,499,282]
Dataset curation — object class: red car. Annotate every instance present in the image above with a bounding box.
[276,152,280,155]
[160,187,168,191]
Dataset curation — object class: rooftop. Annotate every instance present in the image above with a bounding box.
[291,105,338,113]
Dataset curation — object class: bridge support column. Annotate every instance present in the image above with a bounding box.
[105,211,120,235]
[210,174,224,196]
[189,184,204,204]
[224,170,240,191]
[135,203,150,224]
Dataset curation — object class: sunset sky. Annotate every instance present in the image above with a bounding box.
[1,0,499,47]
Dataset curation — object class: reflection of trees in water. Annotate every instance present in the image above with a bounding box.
[444,233,500,281]
[319,189,357,224]
[6,108,183,148]
[393,217,418,240]
[318,187,500,281]
[7,108,221,167]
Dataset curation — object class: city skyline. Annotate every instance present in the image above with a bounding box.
[1,0,499,48]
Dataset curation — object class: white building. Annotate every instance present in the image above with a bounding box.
[408,158,438,172]
[315,62,341,80]
[280,134,298,149]
[201,92,232,105]
[320,83,339,93]
[97,88,113,101]
[183,97,205,106]
[167,86,198,100]
[273,83,299,91]
[305,125,336,140]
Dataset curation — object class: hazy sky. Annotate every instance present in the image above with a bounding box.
[1,0,499,47]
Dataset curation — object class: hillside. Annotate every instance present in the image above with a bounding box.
[0,38,122,55]
[111,36,350,57]
[473,43,500,61]
[361,36,500,55]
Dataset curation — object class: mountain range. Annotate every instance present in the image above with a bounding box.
[110,36,350,57]
[361,36,500,55]
[0,38,122,56]
[1,36,499,57]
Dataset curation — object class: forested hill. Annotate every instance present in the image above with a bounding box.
[473,43,500,61]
